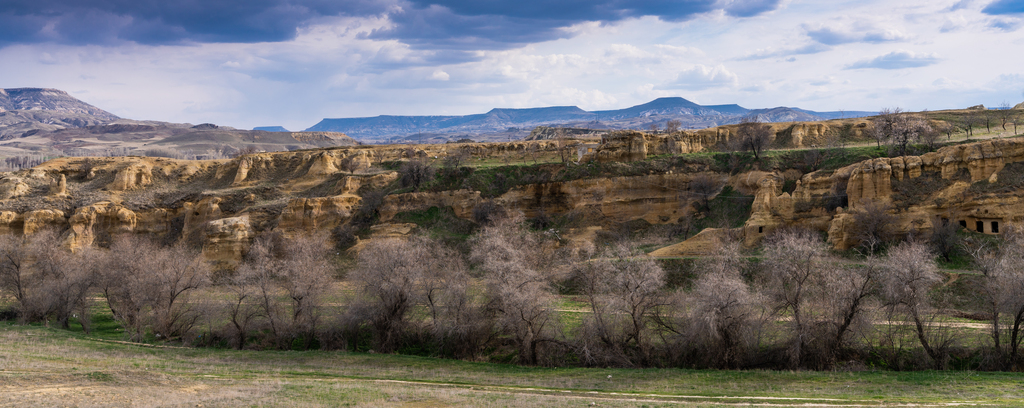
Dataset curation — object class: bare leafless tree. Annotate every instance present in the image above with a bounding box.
[442,146,470,169]
[880,241,951,369]
[150,243,210,340]
[103,236,210,340]
[399,159,435,191]
[239,232,331,349]
[937,122,958,141]
[917,125,942,151]
[417,238,485,358]
[817,259,878,368]
[22,231,95,332]
[975,228,1024,368]
[666,120,683,133]
[735,117,772,160]
[472,200,507,226]
[102,236,153,340]
[930,215,962,263]
[962,110,979,138]
[688,173,722,214]
[224,266,263,349]
[893,115,932,156]
[759,228,877,369]
[852,200,897,256]
[0,235,31,312]
[998,101,1013,131]
[874,108,932,156]
[762,229,830,368]
[574,243,668,367]
[349,237,427,352]
[470,216,562,365]
[278,234,332,349]
[685,241,763,368]
[872,108,902,148]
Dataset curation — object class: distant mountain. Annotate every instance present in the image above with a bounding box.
[593,97,718,119]
[308,97,875,142]
[254,126,290,132]
[0,88,119,120]
[0,88,357,160]
[789,108,877,120]
[742,107,824,123]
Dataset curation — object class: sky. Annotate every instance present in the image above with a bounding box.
[1,0,1023,131]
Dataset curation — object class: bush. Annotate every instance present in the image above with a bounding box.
[399,160,436,192]
[472,200,506,225]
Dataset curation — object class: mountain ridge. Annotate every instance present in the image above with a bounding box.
[308,97,876,141]
[0,88,119,120]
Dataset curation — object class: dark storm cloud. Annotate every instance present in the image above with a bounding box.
[0,0,781,49]
[371,0,782,50]
[983,0,1024,15]
[0,0,389,45]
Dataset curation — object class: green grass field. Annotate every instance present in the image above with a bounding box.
[2,321,1024,407]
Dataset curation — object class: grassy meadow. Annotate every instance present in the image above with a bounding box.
[3,321,1024,407]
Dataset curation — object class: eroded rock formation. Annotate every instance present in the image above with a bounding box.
[2,123,1024,264]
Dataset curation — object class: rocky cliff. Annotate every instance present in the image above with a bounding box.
[3,125,1024,265]
[742,138,1024,249]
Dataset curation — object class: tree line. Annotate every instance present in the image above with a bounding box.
[2,217,1024,371]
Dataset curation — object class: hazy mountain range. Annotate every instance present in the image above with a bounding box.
[0,88,877,157]
[0,88,356,162]
[306,97,876,142]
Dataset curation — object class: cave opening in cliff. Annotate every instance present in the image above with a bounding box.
[976,221,984,233]
[992,221,999,233]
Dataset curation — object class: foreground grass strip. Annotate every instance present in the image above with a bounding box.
[1,323,1022,406]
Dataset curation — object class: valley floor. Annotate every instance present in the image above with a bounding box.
[2,323,1022,407]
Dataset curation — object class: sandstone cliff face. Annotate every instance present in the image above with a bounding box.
[587,131,648,163]
[496,173,708,224]
[67,202,138,249]
[379,190,482,222]
[203,216,254,263]
[747,138,1024,250]
[107,163,153,191]
[278,195,361,232]
[5,126,1024,263]
[0,177,30,200]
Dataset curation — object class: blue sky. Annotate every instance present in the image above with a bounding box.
[1,0,1022,130]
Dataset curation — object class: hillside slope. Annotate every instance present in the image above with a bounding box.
[0,88,118,119]
[0,114,1017,269]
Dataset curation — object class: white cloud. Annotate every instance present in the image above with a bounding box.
[430,70,450,81]
[663,65,739,90]
[0,0,1021,130]
[846,50,940,70]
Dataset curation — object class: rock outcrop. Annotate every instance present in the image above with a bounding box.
[278,195,361,232]
[203,216,254,264]
[5,125,1024,264]
[107,163,153,191]
[0,177,30,200]
[754,138,1024,249]
[49,174,68,197]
